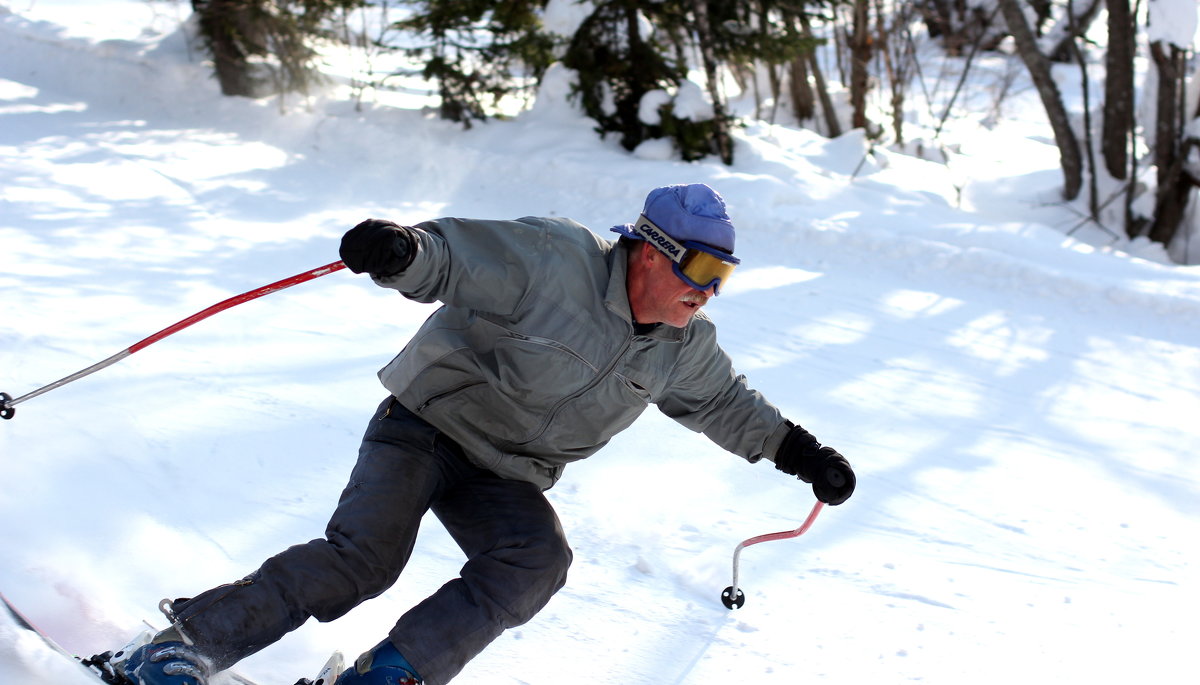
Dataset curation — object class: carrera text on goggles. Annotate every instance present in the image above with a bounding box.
[632,215,740,294]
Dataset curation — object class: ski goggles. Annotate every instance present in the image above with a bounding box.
[631,214,740,294]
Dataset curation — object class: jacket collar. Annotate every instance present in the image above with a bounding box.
[604,240,686,342]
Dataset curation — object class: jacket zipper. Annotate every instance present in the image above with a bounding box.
[515,331,633,445]
[505,331,599,371]
[416,380,487,412]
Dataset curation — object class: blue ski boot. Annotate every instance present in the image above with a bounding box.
[115,625,211,685]
[335,639,422,685]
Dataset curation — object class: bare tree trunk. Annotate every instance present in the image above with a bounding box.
[760,4,783,124]
[691,0,734,164]
[789,53,816,121]
[997,0,1083,200]
[799,11,842,137]
[1102,0,1135,181]
[875,0,916,145]
[848,0,872,130]
[1065,1,1099,220]
[1148,41,1193,245]
[767,63,783,124]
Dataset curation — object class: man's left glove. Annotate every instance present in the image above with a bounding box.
[774,424,856,505]
[340,219,417,277]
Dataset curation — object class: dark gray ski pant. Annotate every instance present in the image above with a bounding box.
[165,397,573,685]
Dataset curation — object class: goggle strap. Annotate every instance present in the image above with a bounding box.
[631,214,687,265]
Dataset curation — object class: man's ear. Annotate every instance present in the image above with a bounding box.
[637,240,659,265]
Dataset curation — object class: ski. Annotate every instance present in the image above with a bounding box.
[1,591,342,685]
[0,591,108,682]
[295,650,345,685]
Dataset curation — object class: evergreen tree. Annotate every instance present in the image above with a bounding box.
[191,0,366,98]
[395,0,556,126]
[562,1,689,155]
[562,0,819,163]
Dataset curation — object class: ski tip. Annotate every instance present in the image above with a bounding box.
[0,592,37,630]
[307,650,345,685]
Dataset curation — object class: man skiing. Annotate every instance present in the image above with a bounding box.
[116,183,856,685]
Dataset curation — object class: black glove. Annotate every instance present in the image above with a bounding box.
[340,219,417,277]
[774,424,856,505]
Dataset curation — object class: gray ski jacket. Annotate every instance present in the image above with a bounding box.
[372,215,790,490]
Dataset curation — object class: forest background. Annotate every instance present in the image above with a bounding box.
[185,0,1200,264]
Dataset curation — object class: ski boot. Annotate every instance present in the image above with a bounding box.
[114,625,212,685]
[335,639,421,685]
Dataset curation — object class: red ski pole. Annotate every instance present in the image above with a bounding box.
[1,261,347,420]
[721,500,824,609]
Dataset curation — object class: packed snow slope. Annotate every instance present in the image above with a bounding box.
[1,3,1198,685]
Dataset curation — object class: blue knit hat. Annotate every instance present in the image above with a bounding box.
[612,183,736,254]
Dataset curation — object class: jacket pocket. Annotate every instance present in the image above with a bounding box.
[616,373,652,404]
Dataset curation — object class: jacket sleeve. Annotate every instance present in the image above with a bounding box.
[656,316,790,463]
[371,216,554,316]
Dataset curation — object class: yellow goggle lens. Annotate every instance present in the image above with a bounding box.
[677,249,737,291]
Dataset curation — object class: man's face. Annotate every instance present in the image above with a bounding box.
[627,242,715,327]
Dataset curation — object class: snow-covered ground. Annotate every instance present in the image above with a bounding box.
[1,2,1198,684]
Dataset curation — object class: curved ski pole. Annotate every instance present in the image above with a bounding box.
[1,261,347,420]
[721,500,824,609]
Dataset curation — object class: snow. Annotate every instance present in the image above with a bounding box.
[672,80,714,122]
[542,0,594,39]
[639,89,672,125]
[1,2,1198,685]
[1147,0,1200,49]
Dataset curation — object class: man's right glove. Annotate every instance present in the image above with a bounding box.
[340,219,417,277]
[773,423,856,505]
